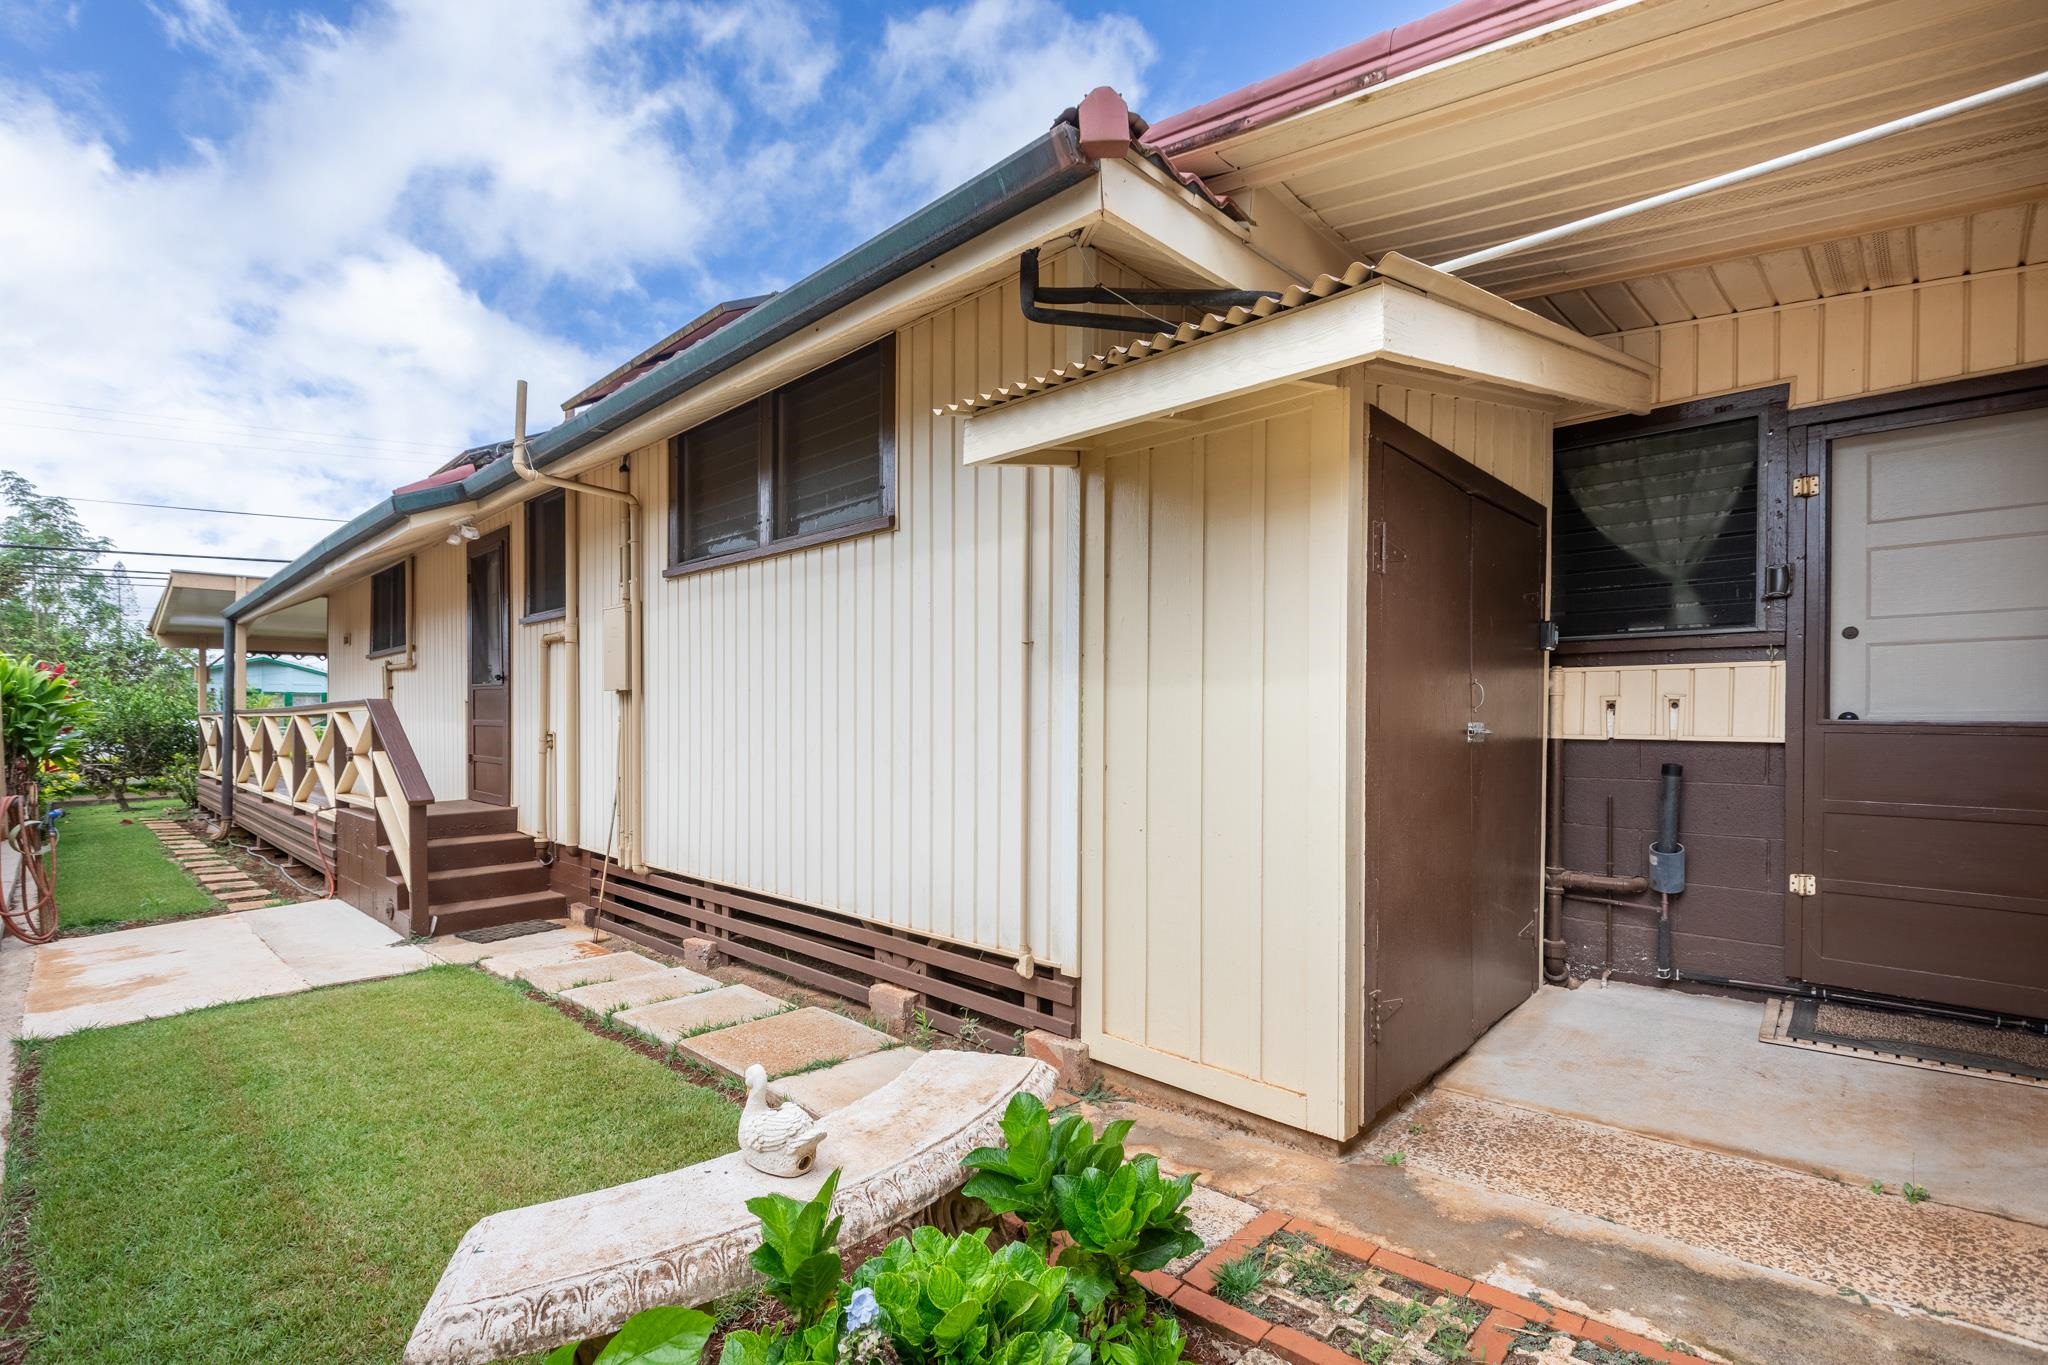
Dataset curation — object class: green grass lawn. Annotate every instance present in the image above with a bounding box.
[51,798,216,931]
[10,967,740,1364]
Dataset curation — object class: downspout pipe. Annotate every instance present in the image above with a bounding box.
[1017,247,1283,332]
[1436,70,2048,274]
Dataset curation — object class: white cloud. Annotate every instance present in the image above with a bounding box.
[0,0,1158,575]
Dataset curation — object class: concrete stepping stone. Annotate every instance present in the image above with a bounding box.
[681,1006,892,1079]
[560,966,718,1013]
[614,984,783,1044]
[770,1047,920,1114]
[424,927,586,965]
[521,952,660,994]
[479,942,615,980]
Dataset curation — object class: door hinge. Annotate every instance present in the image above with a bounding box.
[1793,474,1820,498]
[1370,520,1388,574]
[1368,989,1405,1044]
[1788,872,1817,896]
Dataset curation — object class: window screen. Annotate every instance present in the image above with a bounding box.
[679,405,764,562]
[1552,417,1759,638]
[369,563,406,654]
[525,490,566,618]
[778,347,885,539]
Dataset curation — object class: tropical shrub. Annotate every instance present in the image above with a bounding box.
[1096,1311,1188,1365]
[77,667,198,809]
[960,1092,1134,1255]
[543,1305,714,1365]
[0,654,90,784]
[851,1226,1086,1365]
[746,1169,845,1330]
[1051,1155,1201,1318]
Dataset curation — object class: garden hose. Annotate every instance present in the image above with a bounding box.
[1,795,62,944]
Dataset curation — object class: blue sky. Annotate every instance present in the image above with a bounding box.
[0,0,1427,570]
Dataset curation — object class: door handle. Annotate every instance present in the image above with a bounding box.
[1465,721,1492,743]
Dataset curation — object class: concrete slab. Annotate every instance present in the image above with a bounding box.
[1166,1181,1262,1276]
[1439,983,2048,1225]
[21,915,308,1037]
[770,1047,920,1114]
[614,985,784,1043]
[521,952,661,994]
[683,1006,891,1078]
[238,901,435,987]
[422,925,586,965]
[0,936,35,1164]
[478,941,615,980]
[560,966,718,1014]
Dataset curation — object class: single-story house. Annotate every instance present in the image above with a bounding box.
[201,0,2047,1142]
[208,653,327,707]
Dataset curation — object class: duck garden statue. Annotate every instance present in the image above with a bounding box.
[738,1063,828,1177]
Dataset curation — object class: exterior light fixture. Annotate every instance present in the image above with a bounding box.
[445,521,481,545]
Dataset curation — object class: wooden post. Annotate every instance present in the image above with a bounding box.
[194,647,210,714]
[219,624,239,829]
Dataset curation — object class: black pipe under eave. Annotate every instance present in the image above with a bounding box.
[1017,247,1283,333]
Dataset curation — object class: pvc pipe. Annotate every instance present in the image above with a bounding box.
[1436,71,2048,274]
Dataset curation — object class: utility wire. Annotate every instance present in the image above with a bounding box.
[0,420,437,469]
[0,542,289,562]
[43,495,347,524]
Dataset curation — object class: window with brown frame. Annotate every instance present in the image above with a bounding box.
[524,489,567,620]
[369,562,407,655]
[668,340,894,573]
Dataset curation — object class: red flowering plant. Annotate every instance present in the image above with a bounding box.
[0,653,92,793]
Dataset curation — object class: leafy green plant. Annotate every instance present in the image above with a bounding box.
[1210,1249,1266,1306]
[1096,1310,1187,1365]
[1902,1182,1930,1205]
[0,653,90,782]
[962,1092,1135,1254]
[1052,1155,1202,1317]
[1382,1151,1406,1167]
[746,1168,846,1330]
[1868,1181,1885,1195]
[716,1320,840,1365]
[544,1305,714,1364]
[851,1226,1081,1365]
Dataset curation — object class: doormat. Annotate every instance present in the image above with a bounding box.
[455,919,560,944]
[1759,997,2048,1088]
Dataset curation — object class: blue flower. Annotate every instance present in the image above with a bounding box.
[845,1286,879,1330]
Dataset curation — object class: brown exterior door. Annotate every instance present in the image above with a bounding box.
[467,529,511,806]
[1365,410,1546,1113]
[1791,393,2048,1017]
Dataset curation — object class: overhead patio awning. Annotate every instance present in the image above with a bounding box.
[149,571,327,654]
[943,252,1659,466]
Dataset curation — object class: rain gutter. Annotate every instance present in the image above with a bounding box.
[227,124,1095,622]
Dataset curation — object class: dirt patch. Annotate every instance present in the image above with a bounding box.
[1207,1227,1490,1362]
[0,1049,44,1365]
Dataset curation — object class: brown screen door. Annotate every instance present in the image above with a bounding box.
[1365,410,1546,1114]
[1792,397,2048,1016]
[467,529,511,806]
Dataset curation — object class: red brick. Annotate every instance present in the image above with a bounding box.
[1468,1282,1559,1326]
[1367,1248,1473,1298]
[1466,1308,1527,1364]
[1581,1321,1679,1362]
[1262,1324,1359,1365]
[1172,1288,1270,1345]
[1134,1270,1180,1302]
[1181,1259,1217,1294]
[1547,1308,1589,1336]
[1225,1208,1291,1255]
[1283,1216,1382,1267]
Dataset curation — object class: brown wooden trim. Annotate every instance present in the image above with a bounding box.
[665,338,898,576]
[518,607,567,626]
[368,560,409,656]
[567,850,1078,1038]
[1555,630,1784,659]
[361,699,435,803]
[522,487,568,622]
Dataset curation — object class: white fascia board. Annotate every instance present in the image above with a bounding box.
[960,280,1655,465]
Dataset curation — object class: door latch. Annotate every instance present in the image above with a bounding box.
[1465,721,1492,743]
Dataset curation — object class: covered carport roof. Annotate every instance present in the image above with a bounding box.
[149,571,326,654]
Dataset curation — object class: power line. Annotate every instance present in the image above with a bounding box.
[0,395,465,455]
[0,420,439,469]
[45,495,347,524]
[0,541,289,562]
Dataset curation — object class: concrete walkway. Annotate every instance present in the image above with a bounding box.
[20,899,434,1038]
[461,934,917,1114]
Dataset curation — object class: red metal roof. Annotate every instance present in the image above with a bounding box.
[1143,0,1611,158]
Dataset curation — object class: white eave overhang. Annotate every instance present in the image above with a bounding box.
[948,251,1658,466]
[150,572,328,653]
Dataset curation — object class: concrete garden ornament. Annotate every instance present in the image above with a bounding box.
[739,1062,827,1176]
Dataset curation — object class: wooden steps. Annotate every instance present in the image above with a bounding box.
[380,802,567,936]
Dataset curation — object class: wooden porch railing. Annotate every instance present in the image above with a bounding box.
[200,699,436,920]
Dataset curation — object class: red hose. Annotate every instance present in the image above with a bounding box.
[2,794,61,944]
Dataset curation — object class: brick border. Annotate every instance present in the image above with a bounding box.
[1149,1211,1686,1364]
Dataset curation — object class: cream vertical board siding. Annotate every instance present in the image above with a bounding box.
[625,252,1150,970]
[1362,382,1554,506]
[1551,662,1786,742]
[1598,264,2048,409]
[1079,384,1357,1135]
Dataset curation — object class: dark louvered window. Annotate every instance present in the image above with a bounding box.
[369,563,406,655]
[679,406,763,563]
[1552,417,1760,639]
[668,340,894,572]
[524,490,566,620]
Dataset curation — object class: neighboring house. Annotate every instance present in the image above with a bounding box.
[208,654,327,706]
[202,0,2048,1143]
